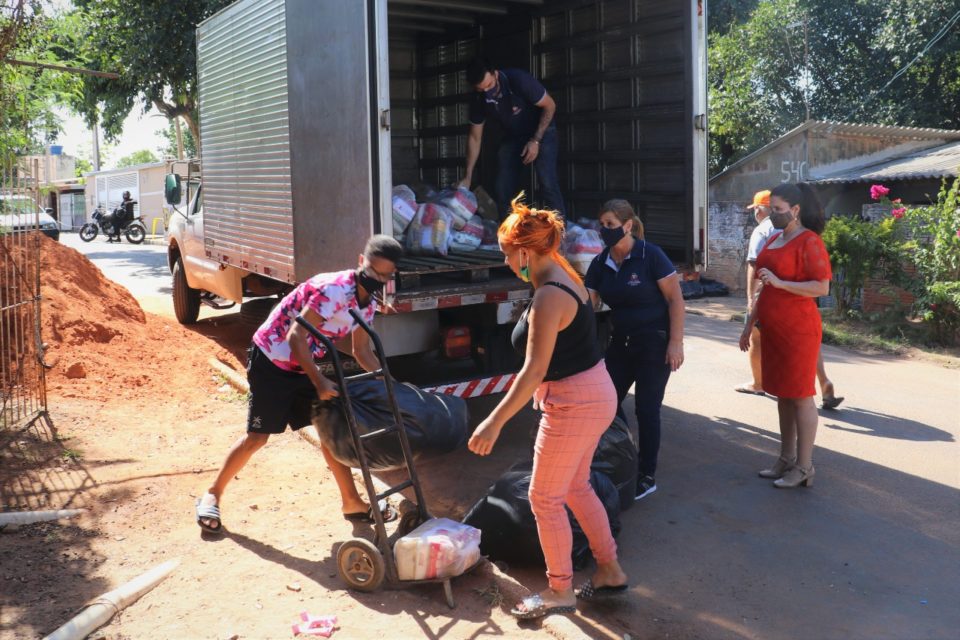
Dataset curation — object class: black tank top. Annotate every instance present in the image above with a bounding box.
[511,281,602,382]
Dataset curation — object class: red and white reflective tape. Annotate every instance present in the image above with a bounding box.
[423,373,516,398]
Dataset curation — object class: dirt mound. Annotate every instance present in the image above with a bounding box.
[37,236,237,400]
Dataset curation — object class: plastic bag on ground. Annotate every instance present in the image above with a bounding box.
[680,279,704,299]
[436,187,477,230]
[311,379,468,470]
[449,214,484,251]
[461,460,621,569]
[394,517,481,580]
[391,185,418,239]
[405,202,452,256]
[561,224,603,276]
[700,277,730,297]
[590,416,638,511]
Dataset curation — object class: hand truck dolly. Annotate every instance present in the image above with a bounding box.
[295,308,478,608]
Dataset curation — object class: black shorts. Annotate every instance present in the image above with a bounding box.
[246,346,316,434]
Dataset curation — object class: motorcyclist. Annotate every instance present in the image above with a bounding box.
[106,191,136,242]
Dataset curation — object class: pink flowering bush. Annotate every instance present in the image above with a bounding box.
[870,184,890,200]
[888,178,960,344]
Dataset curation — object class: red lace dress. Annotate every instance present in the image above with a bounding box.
[755,230,832,399]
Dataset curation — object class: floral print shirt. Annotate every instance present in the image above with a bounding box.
[252,269,376,372]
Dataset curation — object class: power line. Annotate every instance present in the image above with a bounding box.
[840,7,960,123]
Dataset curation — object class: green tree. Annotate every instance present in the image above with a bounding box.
[114,149,158,168]
[157,119,197,159]
[66,0,232,145]
[708,0,960,174]
[1,2,81,161]
[74,156,92,177]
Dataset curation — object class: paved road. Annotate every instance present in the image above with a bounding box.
[66,232,960,639]
[61,231,175,316]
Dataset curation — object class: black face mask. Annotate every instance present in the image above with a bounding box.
[356,268,385,297]
[769,211,794,229]
[599,225,626,248]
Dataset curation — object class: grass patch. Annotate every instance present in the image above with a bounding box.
[820,310,960,360]
[212,372,250,404]
[821,317,908,355]
[60,448,82,462]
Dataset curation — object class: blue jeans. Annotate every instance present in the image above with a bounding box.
[494,128,566,219]
[604,329,672,478]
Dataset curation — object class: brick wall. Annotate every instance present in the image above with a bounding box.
[861,263,916,313]
[706,200,751,291]
[862,278,914,313]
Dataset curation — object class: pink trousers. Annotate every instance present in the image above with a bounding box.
[530,360,619,591]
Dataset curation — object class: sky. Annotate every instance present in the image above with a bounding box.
[52,103,170,170]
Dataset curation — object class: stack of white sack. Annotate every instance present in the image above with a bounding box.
[391,185,418,239]
[448,214,484,251]
[405,202,453,256]
[394,518,481,581]
[436,187,478,230]
[562,224,604,276]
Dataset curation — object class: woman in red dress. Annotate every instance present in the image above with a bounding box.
[739,183,831,488]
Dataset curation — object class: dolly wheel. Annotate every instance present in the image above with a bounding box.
[337,538,385,592]
[397,510,423,537]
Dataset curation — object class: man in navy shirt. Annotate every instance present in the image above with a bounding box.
[458,57,566,219]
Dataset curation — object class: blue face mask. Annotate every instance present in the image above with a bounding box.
[599,225,626,248]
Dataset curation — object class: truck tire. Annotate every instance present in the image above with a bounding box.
[172,257,201,325]
[239,297,278,327]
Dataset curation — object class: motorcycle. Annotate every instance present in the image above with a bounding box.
[80,203,146,244]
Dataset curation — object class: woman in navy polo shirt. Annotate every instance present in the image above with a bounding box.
[585,199,685,500]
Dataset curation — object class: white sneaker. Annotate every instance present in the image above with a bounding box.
[635,475,657,501]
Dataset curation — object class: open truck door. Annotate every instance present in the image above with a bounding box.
[197,0,391,284]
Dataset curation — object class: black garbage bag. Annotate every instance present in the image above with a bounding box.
[462,460,621,570]
[311,379,468,470]
[700,276,730,297]
[590,416,638,511]
[680,279,704,299]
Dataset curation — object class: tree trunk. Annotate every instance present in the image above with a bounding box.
[174,117,184,160]
[152,99,200,157]
[181,112,200,155]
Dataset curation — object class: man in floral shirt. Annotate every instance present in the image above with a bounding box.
[196,235,404,534]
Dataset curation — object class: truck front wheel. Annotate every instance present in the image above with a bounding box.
[173,257,201,324]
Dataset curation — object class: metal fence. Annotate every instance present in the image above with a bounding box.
[1,157,47,431]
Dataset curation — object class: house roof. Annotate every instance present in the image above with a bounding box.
[711,120,960,182]
[810,140,960,184]
[83,161,167,178]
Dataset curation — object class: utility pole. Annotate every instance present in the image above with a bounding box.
[92,123,100,172]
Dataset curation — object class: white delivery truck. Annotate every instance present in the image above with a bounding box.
[165,0,708,385]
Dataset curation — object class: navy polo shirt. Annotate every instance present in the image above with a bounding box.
[468,69,553,139]
[584,239,676,335]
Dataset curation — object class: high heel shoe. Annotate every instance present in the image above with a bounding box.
[758,455,796,479]
[773,464,815,488]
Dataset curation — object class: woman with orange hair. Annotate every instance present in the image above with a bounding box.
[469,195,629,620]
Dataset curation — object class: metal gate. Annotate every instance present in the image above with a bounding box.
[1,157,47,431]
